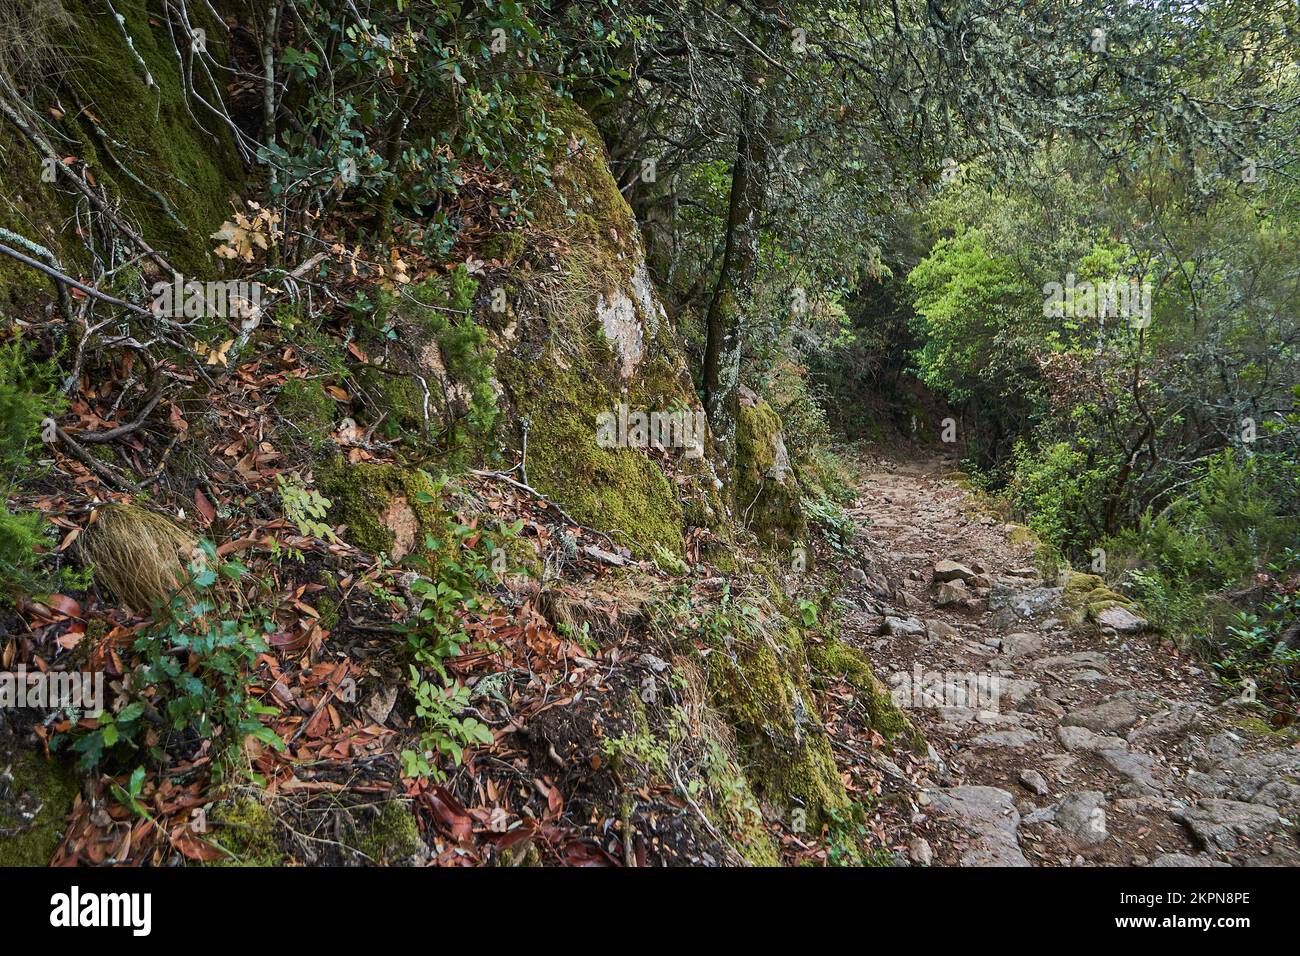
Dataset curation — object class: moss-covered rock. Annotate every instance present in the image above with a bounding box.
[208,798,284,867]
[808,638,924,749]
[704,628,848,831]
[319,461,447,560]
[0,746,77,866]
[735,396,807,552]
[347,801,421,865]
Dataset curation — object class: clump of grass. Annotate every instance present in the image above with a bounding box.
[79,503,196,612]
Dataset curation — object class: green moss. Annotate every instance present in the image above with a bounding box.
[209,798,284,867]
[276,378,338,450]
[735,399,807,552]
[319,461,448,558]
[808,639,923,749]
[349,801,420,864]
[704,631,848,830]
[497,358,684,556]
[0,748,77,866]
[59,0,242,276]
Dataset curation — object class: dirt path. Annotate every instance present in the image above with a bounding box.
[834,448,1300,867]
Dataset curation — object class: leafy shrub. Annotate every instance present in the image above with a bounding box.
[58,541,283,775]
[0,336,62,601]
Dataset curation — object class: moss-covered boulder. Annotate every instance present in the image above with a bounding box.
[482,100,727,556]
[735,392,807,552]
[1061,569,1144,630]
[0,745,77,866]
[320,462,447,560]
[0,0,244,314]
[704,626,848,832]
[808,638,924,749]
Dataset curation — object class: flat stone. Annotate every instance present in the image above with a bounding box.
[1102,750,1164,796]
[1001,632,1043,657]
[1127,702,1204,747]
[1172,799,1281,851]
[934,560,977,583]
[930,786,1029,867]
[1033,652,1111,673]
[971,729,1039,749]
[1149,853,1231,868]
[1061,698,1142,735]
[1058,725,1129,753]
[881,615,926,637]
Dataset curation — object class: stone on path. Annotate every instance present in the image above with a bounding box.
[930,786,1029,867]
[936,580,967,605]
[1095,605,1147,633]
[934,559,976,583]
[1056,791,1109,846]
[1019,769,1050,796]
[880,615,926,637]
[1058,725,1129,753]
[1061,698,1142,735]
[1172,799,1280,851]
[908,837,933,866]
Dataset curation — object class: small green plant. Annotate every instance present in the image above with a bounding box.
[276,474,338,543]
[801,494,856,555]
[57,541,284,776]
[395,498,518,780]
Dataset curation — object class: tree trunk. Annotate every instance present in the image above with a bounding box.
[703,36,771,499]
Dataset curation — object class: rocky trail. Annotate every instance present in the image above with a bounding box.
[833,449,1300,867]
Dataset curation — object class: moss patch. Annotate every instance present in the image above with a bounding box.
[735,398,807,552]
[347,801,421,864]
[208,797,284,867]
[319,461,447,559]
[808,638,923,749]
[0,747,77,866]
[704,629,848,830]
[497,357,685,556]
[276,378,338,451]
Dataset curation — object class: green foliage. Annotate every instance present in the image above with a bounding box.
[395,498,518,781]
[276,474,339,543]
[1008,439,1116,556]
[0,336,63,602]
[57,541,283,775]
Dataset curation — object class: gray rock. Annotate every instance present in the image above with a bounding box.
[934,560,976,583]
[1172,799,1281,851]
[1058,725,1129,753]
[1057,791,1109,845]
[1095,605,1147,633]
[1127,702,1203,747]
[1149,853,1231,868]
[930,786,1029,867]
[936,581,968,606]
[1019,769,1050,796]
[1001,632,1043,657]
[908,837,933,866]
[1061,698,1142,735]
[1032,652,1111,673]
[881,615,926,637]
[971,729,1040,749]
[1102,750,1164,796]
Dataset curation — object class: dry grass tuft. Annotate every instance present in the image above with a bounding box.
[79,503,196,613]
